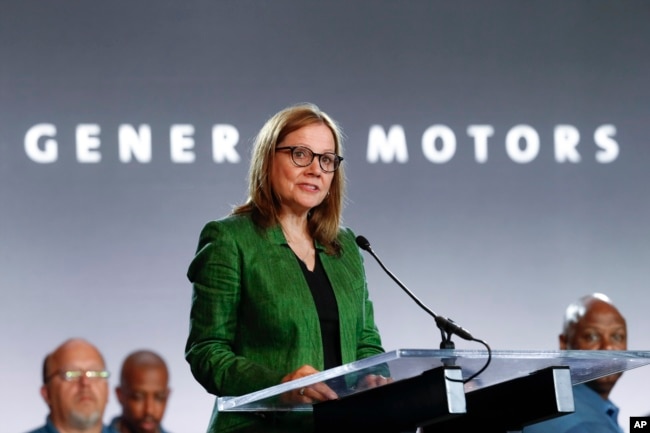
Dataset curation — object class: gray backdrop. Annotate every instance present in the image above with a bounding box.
[1,1,649,432]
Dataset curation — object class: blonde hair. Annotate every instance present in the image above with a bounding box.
[232,103,346,255]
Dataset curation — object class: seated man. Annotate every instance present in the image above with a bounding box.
[27,338,111,433]
[108,350,172,433]
[524,293,627,433]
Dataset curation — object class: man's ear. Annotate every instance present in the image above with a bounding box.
[559,333,568,350]
[40,385,51,406]
[116,386,125,405]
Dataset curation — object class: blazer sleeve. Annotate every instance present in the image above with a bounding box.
[184,220,285,396]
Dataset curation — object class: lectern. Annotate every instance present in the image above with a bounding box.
[216,349,650,432]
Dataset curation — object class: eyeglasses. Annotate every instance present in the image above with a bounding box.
[45,369,110,383]
[275,146,343,173]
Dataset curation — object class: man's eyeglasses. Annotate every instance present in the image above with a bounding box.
[45,369,110,383]
[275,146,343,173]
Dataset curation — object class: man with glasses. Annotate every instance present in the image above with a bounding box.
[27,338,111,433]
[523,293,627,433]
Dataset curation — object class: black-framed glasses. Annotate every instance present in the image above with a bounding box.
[45,369,110,383]
[275,146,343,173]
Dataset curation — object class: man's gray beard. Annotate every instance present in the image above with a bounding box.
[69,410,101,430]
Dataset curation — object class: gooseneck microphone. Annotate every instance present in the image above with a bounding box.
[357,235,492,383]
[355,235,474,347]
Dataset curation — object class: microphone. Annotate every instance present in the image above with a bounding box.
[355,235,474,345]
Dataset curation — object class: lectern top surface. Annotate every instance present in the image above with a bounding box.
[217,349,650,412]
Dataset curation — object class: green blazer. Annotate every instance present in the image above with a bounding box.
[185,213,385,432]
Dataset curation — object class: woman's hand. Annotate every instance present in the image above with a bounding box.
[355,373,392,391]
[280,365,338,404]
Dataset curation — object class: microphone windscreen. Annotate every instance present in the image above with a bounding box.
[355,235,371,251]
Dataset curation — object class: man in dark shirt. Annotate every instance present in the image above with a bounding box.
[107,350,171,433]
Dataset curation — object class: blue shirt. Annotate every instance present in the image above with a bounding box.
[523,384,624,433]
[26,416,111,433]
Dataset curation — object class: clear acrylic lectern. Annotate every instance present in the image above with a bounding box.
[217,349,650,432]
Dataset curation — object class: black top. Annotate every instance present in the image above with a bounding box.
[296,253,343,370]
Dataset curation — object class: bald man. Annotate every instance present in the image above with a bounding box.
[107,350,171,433]
[27,338,111,433]
[524,293,627,433]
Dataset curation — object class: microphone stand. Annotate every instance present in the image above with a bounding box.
[355,236,473,349]
[355,235,493,384]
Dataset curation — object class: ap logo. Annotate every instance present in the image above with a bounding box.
[631,417,650,430]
